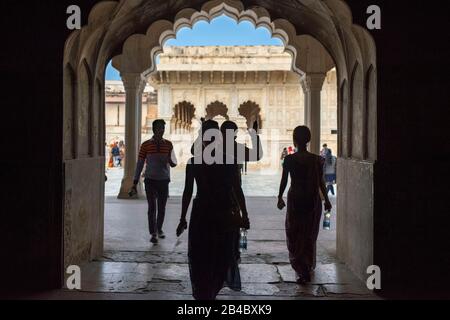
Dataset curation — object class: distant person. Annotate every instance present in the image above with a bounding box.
[219,120,262,265]
[320,144,329,159]
[319,144,329,172]
[111,143,121,167]
[281,148,288,166]
[277,126,332,284]
[177,120,250,300]
[108,143,115,168]
[288,146,293,155]
[324,149,337,196]
[220,120,263,167]
[131,120,177,244]
[118,143,125,167]
[190,120,263,177]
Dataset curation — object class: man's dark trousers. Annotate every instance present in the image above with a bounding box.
[144,179,169,235]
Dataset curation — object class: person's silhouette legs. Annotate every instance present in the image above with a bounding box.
[327,183,335,196]
[145,179,159,244]
[156,181,169,238]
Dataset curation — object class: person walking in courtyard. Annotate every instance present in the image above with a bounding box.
[131,119,177,244]
[111,143,121,167]
[324,148,337,196]
[191,120,263,178]
[220,120,263,168]
[219,120,261,277]
[108,143,115,168]
[277,126,332,284]
[118,142,125,167]
[320,144,329,159]
[177,120,250,300]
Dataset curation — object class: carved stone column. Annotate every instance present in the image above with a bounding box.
[196,88,207,120]
[158,85,173,134]
[230,87,239,119]
[118,73,146,199]
[302,73,326,155]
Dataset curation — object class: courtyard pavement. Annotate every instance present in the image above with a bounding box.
[61,167,378,300]
[106,166,286,197]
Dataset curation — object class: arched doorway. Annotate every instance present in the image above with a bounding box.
[239,100,262,129]
[171,101,196,134]
[206,101,229,122]
[63,0,377,286]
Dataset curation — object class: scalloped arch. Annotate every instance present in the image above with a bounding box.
[201,0,245,14]
[206,101,229,120]
[64,0,378,154]
[174,100,196,111]
[65,0,372,87]
[174,101,196,123]
[239,100,263,129]
[129,0,306,77]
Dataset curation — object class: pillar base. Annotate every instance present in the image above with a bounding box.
[118,177,145,200]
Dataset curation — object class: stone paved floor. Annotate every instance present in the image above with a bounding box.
[106,167,291,197]
[67,190,377,300]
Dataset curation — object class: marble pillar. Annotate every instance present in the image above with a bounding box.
[303,73,326,155]
[118,73,146,199]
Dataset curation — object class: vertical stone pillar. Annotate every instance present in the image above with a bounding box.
[197,88,206,119]
[118,73,146,199]
[261,86,268,129]
[183,107,188,134]
[158,85,173,134]
[138,86,146,148]
[303,73,326,155]
[230,87,239,119]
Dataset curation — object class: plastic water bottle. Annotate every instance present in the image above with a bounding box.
[239,229,248,252]
[323,211,331,230]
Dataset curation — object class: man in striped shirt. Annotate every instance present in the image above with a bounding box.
[133,119,177,244]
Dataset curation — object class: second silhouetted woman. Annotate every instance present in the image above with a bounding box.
[277,126,332,284]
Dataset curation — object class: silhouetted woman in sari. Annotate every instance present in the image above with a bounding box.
[277,126,332,284]
[177,120,250,300]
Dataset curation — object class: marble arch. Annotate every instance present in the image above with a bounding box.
[63,0,377,282]
[172,101,196,134]
[239,101,262,130]
[206,101,229,121]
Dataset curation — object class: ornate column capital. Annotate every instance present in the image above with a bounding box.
[304,73,327,92]
[121,73,146,93]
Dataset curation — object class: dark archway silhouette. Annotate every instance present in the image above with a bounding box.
[62,0,378,286]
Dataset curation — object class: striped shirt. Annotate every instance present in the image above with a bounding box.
[134,138,177,182]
